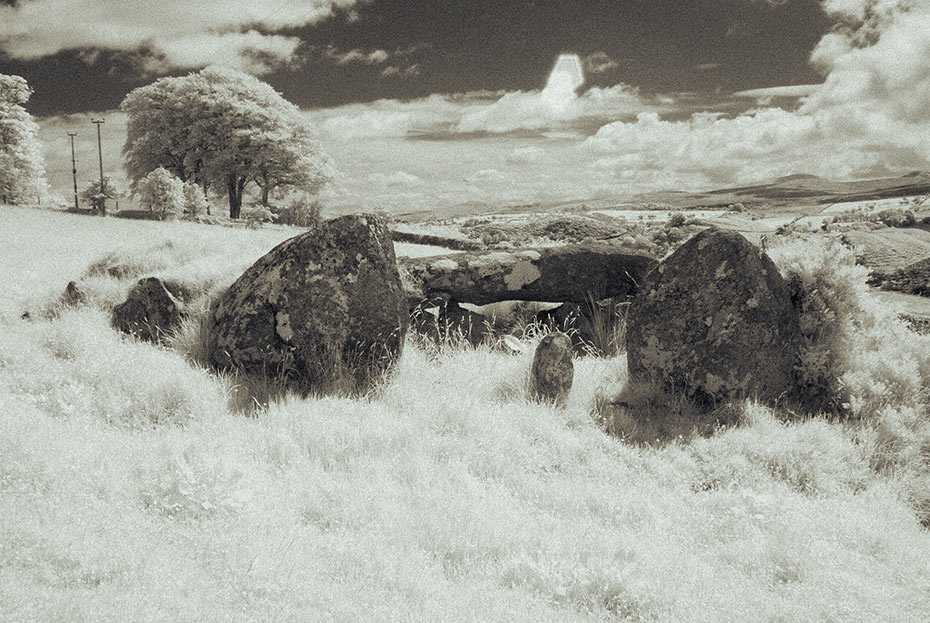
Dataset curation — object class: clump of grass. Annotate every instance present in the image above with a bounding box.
[768,234,930,417]
[2,308,228,428]
[768,233,930,524]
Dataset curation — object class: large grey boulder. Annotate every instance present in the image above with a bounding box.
[204,214,408,395]
[625,228,802,405]
[111,277,188,343]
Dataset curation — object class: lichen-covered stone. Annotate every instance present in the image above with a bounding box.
[204,214,408,395]
[400,244,656,307]
[530,332,574,406]
[111,277,186,343]
[626,228,801,404]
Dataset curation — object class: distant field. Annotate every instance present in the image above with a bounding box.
[2,205,930,622]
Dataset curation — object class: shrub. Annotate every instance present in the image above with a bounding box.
[667,212,686,228]
[240,203,278,228]
[877,208,916,228]
[270,193,322,228]
[182,182,209,217]
[137,167,185,218]
[768,235,930,417]
[79,176,120,213]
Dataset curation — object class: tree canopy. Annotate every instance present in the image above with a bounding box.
[0,74,48,206]
[120,67,331,219]
[137,167,185,218]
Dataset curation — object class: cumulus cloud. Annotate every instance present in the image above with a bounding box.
[734,84,821,103]
[0,0,364,74]
[453,84,654,134]
[34,1,930,213]
[582,51,621,75]
[582,0,930,187]
[381,64,421,79]
[325,47,390,66]
[322,44,423,79]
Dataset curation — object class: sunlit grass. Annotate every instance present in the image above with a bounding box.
[2,205,929,622]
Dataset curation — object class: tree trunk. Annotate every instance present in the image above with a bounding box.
[201,181,210,215]
[399,244,657,307]
[261,183,270,207]
[226,173,247,219]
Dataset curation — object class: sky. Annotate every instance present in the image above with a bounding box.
[2,0,929,213]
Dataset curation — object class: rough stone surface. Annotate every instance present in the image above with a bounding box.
[204,214,408,395]
[400,244,656,307]
[111,277,186,343]
[530,332,574,406]
[626,228,802,404]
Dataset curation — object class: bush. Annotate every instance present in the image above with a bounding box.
[137,167,185,218]
[270,193,322,228]
[768,235,930,417]
[667,212,686,228]
[240,203,277,228]
[182,182,209,217]
[79,176,120,213]
[877,208,916,228]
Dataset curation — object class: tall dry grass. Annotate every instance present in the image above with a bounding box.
[2,206,930,622]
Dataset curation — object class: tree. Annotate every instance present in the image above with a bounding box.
[0,74,48,205]
[80,176,119,213]
[121,67,331,219]
[182,181,209,217]
[137,167,185,218]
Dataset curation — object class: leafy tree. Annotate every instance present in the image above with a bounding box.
[80,176,120,213]
[121,67,331,219]
[137,167,185,218]
[182,181,209,217]
[0,74,48,205]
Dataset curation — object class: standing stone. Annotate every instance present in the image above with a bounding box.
[111,277,187,343]
[530,332,574,406]
[626,228,801,405]
[204,214,408,395]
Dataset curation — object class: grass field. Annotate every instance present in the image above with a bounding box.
[2,205,930,622]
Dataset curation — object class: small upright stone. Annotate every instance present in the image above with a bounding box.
[530,332,574,406]
[111,277,186,343]
[625,228,802,404]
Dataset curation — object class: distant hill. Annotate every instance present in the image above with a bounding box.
[395,171,930,222]
[772,174,822,183]
[630,171,930,213]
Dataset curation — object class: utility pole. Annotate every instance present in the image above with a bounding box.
[67,132,79,210]
[91,118,106,216]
